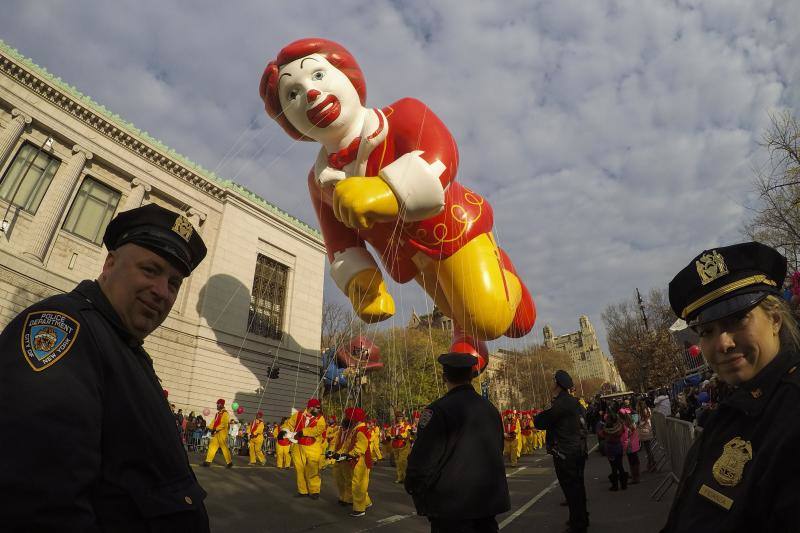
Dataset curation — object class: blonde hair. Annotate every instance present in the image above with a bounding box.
[759,295,800,352]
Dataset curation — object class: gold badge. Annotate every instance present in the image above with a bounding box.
[712,437,752,487]
[696,250,729,285]
[171,215,194,243]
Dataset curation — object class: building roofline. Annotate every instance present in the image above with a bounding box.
[0,39,321,241]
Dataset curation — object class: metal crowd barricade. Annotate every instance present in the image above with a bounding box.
[650,412,698,501]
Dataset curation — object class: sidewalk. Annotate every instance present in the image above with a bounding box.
[502,446,674,532]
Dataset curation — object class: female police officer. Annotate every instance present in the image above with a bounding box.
[661,241,800,532]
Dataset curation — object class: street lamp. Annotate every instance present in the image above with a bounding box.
[1,135,54,233]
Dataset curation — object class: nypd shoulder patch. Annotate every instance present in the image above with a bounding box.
[418,408,434,429]
[21,310,80,372]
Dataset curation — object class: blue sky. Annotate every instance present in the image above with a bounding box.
[1,0,797,355]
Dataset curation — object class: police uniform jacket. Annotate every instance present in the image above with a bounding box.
[0,280,209,532]
[404,384,510,519]
[661,348,800,533]
[534,390,587,458]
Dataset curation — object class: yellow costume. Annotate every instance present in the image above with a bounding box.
[390,418,412,483]
[369,422,383,461]
[502,411,520,466]
[284,403,327,496]
[332,425,353,505]
[273,425,292,469]
[248,416,266,465]
[204,402,232,467]
[348,420,373,514]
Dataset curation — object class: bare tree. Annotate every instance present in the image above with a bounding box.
[320,301,353,351]
[744,110,800,271]
[602,289,685,392]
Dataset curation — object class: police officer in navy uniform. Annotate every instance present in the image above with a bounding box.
[405,352,509,533]
[0,203,210,532]
[534,369,589,533]
[662,242,800,532]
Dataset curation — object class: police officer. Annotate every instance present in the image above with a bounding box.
[535,369,589,533]
[0,203,209,532]
[662,242,800,532]
[405,353,509,533]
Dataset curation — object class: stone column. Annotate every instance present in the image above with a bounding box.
[120,177,152,212]
[26,145,92,262]
[0,109,32,167]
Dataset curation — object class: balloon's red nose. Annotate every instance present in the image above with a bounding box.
[307,89,321,103]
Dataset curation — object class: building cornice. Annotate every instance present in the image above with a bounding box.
[0,39,321,241]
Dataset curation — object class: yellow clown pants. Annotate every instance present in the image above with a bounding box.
[393,445,411,482]
[205,431,232,465]
[352,459,372,513]
[248,436,265,465]
[291,444,322,495]
[333,462,353,504]
[504,439,519,466]
[276,443,292,468]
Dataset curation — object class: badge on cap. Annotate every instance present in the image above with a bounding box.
[21,311,80,371]
[712,437,752,487]
[696,250,729,285]
[171,215,194,243]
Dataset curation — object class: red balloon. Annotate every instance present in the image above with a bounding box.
[202,408,211,416]
[688,345,701,358]
[236,406,245,415]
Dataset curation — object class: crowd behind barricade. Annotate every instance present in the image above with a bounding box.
[168,403,280,457]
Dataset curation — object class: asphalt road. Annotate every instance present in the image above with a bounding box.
[192,440,671,533]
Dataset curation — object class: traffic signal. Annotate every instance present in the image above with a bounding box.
[269,367,280,380]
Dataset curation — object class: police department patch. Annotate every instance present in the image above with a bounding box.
[21,311,80,371]
[418,408,434,429]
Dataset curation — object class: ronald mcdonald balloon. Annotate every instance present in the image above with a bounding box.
[260,38,536,372]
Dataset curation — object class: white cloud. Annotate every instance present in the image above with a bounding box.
[1,0,796,361]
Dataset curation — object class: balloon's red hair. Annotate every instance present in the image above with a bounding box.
[259,38,367,141]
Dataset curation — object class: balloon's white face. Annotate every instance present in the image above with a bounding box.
[278,54,362,140]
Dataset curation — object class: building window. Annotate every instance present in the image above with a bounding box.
[0,142,60,213]
[62,177,121,245]
[248,254,289,340]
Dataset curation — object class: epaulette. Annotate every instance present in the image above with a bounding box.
[780,364,800,389]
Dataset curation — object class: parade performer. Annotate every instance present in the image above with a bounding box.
[514,410,523,461]
[284,398,327,498]
[381,423,393,463]
[345,408,373,517]
[204,399,233,468]
[260,38,536,374]
[325,415,340,465]
[521,411,534,455]
[368,419,383,461]
[332,409,355,507]
[274,416,292,469]
[248,411,266,466]
[390,412,412,483]
[502,410,520,466]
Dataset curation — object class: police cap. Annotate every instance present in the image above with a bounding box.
[437,352,478,369]
[669,242,786,326]
[103,203,207,276]
[554,369,573,389]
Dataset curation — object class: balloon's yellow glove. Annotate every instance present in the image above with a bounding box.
[346,268,395,323]
[333,176,399,229]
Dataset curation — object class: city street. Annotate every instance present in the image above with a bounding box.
[192,441,672,532]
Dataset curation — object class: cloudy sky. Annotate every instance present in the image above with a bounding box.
[1,0,797,354]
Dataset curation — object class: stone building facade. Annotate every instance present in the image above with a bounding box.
[0,40,327,422]
[543,316,625,392]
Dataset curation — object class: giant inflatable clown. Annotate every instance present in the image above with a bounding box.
[260,38,535,372]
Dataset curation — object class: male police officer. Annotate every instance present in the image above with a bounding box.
[535,370,589,533]
[0,203,209,532]
[405,353,509,533]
